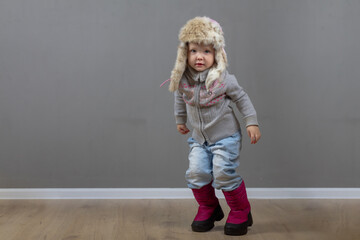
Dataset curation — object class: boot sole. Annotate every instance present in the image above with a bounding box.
[224,212,253,236]
[191,205,224,232]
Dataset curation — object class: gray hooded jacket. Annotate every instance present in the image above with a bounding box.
[174,68,258,145]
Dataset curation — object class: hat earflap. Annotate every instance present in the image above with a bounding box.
[169,43,187,92]
[205,47,228,90]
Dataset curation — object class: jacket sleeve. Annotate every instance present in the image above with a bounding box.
[226,75,259,127]
[174,90,187,124]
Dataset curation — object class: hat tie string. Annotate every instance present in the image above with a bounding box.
[160,78,171,88]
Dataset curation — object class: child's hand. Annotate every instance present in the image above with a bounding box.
[246,125,261,144]
[177,124,190,135]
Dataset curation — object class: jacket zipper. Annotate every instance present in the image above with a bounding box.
[194,83,208,143]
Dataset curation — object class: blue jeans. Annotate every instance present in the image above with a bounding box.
[185,131,243,191]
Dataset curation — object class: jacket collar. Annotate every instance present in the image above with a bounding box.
[186,66,210,83]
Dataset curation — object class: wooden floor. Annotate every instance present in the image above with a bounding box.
[0,199,359,240]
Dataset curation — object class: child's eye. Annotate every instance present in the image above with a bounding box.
[190,49,196,53]
[205,50,211,53]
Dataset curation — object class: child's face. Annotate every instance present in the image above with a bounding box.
[187,42,215,72]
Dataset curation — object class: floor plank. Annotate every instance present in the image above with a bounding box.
[0,199,359,240]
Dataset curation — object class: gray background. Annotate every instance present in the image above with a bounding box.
[0,0,359,188]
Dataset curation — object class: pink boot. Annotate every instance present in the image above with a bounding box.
[222,181,253,236]
[191,182,224,232]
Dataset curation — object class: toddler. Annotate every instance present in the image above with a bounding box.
[167,16,261,236]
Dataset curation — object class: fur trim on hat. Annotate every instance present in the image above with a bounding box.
[169,16,228,92]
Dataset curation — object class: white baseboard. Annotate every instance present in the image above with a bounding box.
[0,188,360,200]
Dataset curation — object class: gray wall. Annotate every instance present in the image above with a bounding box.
[0,0,359,188]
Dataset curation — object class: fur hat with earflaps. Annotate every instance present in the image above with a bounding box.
[168,16,228,92]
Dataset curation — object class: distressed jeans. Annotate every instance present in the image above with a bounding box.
[185,131,243,191]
